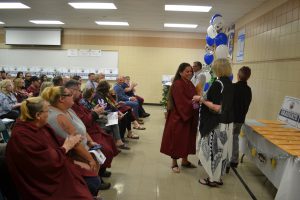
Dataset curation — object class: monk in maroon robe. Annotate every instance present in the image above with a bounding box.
[160,63,199,173]
[5,97,93,200]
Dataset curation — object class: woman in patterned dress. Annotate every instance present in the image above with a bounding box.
[193,58,234,186]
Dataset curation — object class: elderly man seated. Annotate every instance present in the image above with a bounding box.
[123,76,150,118]
[113,76,140,120]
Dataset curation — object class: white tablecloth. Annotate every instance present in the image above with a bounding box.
[241,119,300,200]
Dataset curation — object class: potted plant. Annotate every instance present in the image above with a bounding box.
[160,84,170,118]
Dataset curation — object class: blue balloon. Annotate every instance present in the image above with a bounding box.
[229,74,233,81]
[204,53,214,65]
[210,14,222,25]
[206,35,214,46]
[204,83,210,92]
[215,33,228,46]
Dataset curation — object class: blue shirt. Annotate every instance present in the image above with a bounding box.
[113,83,131,102]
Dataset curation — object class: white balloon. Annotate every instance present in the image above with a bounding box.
[207,25,217,39]
[204,71,211,83]
[212,16,224,32]
[215,45,229,59]
[205,44,214,53]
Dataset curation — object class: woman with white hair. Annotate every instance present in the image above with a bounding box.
[0,79,21,120]
[193,58,234,187]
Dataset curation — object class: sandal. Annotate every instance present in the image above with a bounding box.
[198,178,218,187]
[127,133,139,139]
[117,144,130,150]
[133,126,146,130]
[214,179,223,185]
[181,161,197,168]
[171,164,180,173]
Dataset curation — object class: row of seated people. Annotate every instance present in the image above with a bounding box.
[0,74,146,144]
[0,70,70,90]
[0,76,150,199]
[1,71,150,121]
[85,73,150,120]
[0,73,148,148]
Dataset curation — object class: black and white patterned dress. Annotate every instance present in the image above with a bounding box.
[198,77,234,182]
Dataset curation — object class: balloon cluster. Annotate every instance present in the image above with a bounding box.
[204,14,229,65]
[203,14,229,91]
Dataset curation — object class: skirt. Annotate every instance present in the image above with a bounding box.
[198,123,233,182]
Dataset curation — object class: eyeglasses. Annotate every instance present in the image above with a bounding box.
[62,93,73,97]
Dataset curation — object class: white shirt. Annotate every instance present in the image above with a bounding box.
[191,70,206,87]
[85,80,98,89]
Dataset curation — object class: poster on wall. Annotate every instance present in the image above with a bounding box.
[278,96,300,129]
[236,28,245,62]
[226,24,235,60]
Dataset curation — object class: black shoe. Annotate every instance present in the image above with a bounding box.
[99,182,111,190]
[101,170,112,178]
[230,162,238,168]
[198,160,202,166]
[142,113,150,118]
[226,166,230,174]
[118,144,130,150]
[122,138,129,143]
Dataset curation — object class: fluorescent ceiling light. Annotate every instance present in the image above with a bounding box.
[0,2,30,9]
[95,21,129,26]
[29,20,64,25]
[164,23,198,28]
[165,5,211,12]
[69,2,116,9]
[0,21,5,24]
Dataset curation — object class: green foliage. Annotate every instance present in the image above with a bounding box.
[209,70,217,84]
[160,85,170,109]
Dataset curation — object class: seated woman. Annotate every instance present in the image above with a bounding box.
[13,78,32,103]
[63,80,120,178]
[0,80,21,120]
[15,71,24,79]
[80,86,131,148]
[5,97,94,200]
[95,81,141,139]
[41,86,106,194]
[108,90,144,134]
[110,85,145,130]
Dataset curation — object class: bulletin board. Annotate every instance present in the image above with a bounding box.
[0,48,118,79]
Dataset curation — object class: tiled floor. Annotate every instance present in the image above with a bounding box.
[100,106,277,200]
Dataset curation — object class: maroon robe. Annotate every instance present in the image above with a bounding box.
[5,120,93,200]
[26,84,40,97]
[160,78,199,158]
[72,101,119,168]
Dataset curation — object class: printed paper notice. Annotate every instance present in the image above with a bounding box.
[236,28,245,62]
[106,112,119,126]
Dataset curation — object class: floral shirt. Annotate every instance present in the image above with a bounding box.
[0,92,17,116]
[79,98,94,110]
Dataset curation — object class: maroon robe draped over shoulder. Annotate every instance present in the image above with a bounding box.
[5,120,93,200]
[72,101,119,168]
[160,78,199,158]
